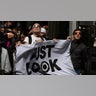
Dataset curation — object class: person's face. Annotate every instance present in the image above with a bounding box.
[32,26,41,36]
[7,32,15,39]
[33,26,40,33]
[73,30,81,40]
[0,28,5,32]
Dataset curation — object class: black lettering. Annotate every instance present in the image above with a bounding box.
[30,48,37,60]
[26,62,32,75]
[46,45,54,57]
[36,47,39,60]
[40,46,46,59]
[32,62,40,72]
[49,59,61,72]
[41,61,50,74]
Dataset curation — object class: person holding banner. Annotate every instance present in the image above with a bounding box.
[69,29,87,75]
[24,23,43,45]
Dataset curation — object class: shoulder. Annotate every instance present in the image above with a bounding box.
[24,36,29,42]
[2,47,7,52]
[25,36,28,39]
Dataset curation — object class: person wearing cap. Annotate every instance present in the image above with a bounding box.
[24,23,43,45]
[69,29,87,75]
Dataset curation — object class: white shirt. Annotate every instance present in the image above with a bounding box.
[24,34,42,45]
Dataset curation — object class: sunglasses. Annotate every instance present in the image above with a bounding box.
[74,32,81,35]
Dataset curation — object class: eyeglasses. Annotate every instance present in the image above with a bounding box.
[32,24,41,28]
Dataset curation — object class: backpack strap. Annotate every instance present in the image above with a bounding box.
[28,35,32,44]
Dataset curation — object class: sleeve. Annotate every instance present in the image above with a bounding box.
[53,39,71,54]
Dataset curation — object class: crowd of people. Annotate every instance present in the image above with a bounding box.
[0,21,49,75]
[0,21,91,75]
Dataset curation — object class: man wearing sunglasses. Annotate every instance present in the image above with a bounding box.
[24,23,43,45]
[69,29,87,75]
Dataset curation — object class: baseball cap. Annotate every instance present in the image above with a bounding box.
[41,28,46,33]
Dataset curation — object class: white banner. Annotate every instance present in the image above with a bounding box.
[15,40,77,75]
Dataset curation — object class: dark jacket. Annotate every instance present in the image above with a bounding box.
[70,39,87,72]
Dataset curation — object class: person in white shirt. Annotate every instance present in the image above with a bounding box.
[24,23,43,45]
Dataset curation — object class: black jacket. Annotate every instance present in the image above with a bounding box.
[70,39,87,71]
